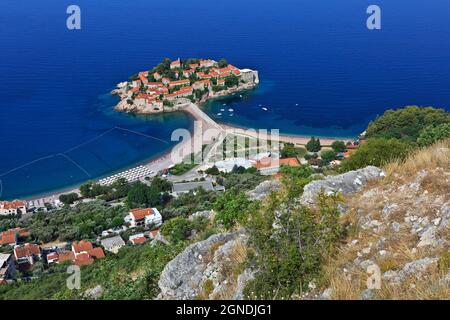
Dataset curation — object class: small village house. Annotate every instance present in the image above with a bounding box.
[0,200,27,216]
[126,208,163,227]
[0,228,29,246]
[170,58,181,69]
[14,243,41,266]
[129,233,147,245]
[71,240,105,266]
[101,235,125,254]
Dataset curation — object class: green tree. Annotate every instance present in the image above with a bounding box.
[417,123,450,147]
[218,58,228,68]
[160,216,192,243]
[126,182,161,209]
[205,166,220,175]
[340,138,411,171]
[366,106,450,143]
[224,75,239,87]
[214,190,254,229]
[331,140,346,153]
[59,193,79,205]
[306,137,321,152]
[320,150,337,164]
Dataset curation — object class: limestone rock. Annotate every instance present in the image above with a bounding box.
[300,166,384,206]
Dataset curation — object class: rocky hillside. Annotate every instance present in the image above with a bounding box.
[156,140,449,300]
[316,140,449,300]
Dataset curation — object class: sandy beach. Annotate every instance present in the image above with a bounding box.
[24,104,352,203]
[219,123,350,146]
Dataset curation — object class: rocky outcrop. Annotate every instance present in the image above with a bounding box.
[315,164,449,300]
[246,180,282,201]
[158,231,249,300]
[300,166,384,206]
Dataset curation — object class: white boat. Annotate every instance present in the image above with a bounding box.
[262,107,268,111]
[229,113,234,117]
[223,103,227,106]
[239,95,243,98]
[220,108,225,112]
[217,113,222,116]
[228,108,234,112]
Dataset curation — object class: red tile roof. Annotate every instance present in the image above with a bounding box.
[57,251,75,263]
[0,200,25,210]
[87,247,105,260]
[72,240,93,254]
[0,228,29,245]
[46,252,59,262]
[74,253,94,267]
[14,243,40,259]
[130,208,154,221]
[130,236,147,244]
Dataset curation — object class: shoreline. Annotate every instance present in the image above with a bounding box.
[23,109,351,202]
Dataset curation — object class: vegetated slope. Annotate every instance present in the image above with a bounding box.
[320,140,449,300]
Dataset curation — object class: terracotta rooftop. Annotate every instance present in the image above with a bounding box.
[130,208,154,221]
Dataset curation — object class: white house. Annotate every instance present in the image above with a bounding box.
[126,208,163,228]
[0,200,27,216]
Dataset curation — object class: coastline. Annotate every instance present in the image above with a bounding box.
[23,107,351,203]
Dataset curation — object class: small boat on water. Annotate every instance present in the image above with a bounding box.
[217,113,222,116]
[223,103,227,106]
[220,108,225,112]
[262,107,268,111]
[228,108,234,112]
[239,94,243,98]
[229,113,234,117]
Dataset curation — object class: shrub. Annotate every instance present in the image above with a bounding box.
[214,191,254,229]
[366,106,450,143]
[340,138,411,172]
[331,140,346,153]
[306,137,321,152]
[160,216,192,243]
[59,193,79,205]
[417,123,450,147]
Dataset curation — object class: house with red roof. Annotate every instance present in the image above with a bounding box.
[170,59,181,69]
[0,228,29,246]
[183,69,195,78]
[168,79,190,88]
[193,80,211,91]
[126,208,163,227]
[46,252,59,264]
[199,59,215,68]
[14,243,41,265]
[129,233,147,245]
[71,240,105,266]
[0,200,27,216]
[254,157,300,175]
[153,72,162,80]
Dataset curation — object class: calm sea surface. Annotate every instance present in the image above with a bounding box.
[0,0,449,199]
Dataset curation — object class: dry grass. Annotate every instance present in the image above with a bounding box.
[321,140,450,300]
[384,139,450,180]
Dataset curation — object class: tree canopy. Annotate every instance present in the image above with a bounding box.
[366,106,450,143]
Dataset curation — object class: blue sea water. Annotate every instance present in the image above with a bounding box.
[0,0,449,199]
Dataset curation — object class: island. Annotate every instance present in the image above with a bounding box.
[112,58,259,114]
